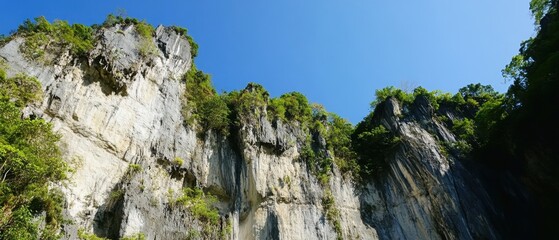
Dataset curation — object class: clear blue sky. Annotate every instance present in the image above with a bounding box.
[0,1,534,123]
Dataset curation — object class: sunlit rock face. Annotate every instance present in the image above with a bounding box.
[1,23,508,240]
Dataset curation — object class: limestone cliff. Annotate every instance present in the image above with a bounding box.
[0,22,513,240]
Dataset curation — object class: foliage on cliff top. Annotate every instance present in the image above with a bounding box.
[170,26,198,58]
[15,16,95,60]
[487,0,559,235]
[0,67,68,239]
[2,15,199,62]
[182,65,230,135]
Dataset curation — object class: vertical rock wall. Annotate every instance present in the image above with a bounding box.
[0,23,510,240]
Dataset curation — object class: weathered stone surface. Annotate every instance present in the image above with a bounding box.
[1,23,507,240]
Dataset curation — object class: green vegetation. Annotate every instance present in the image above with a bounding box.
[352,122,400,177]
[326,113,359,174]
[322,190,343,240]
[135,21,157,58]
[228,83,269,119]
[182,65,231,135]
[170,26,198,58]
[78,228,145,240]
[175,187,219,224]
[4,14,199,62]
[98,14,160,58]
[268,92,313,123]
[128,164,142,173]
[173,157,184,166]
[0,68,68,239]
[172,187,230,239]
[109,189,124,201]
[371,86,413,109]
[186,35,199,58]
[481,0,559,235]
[120,233,146,240]
[78,228,107,240]
[0,34,8,47]
[16,17,95,60]
[198,95,231,135]
[123,164,142,181]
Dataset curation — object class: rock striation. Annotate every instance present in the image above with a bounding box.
[0,22,513,240]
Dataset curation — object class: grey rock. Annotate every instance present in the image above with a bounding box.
[0,24,508,240]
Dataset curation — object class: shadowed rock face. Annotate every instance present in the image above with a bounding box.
[1,23,517,240]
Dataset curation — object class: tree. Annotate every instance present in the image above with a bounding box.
[0,71,68,239]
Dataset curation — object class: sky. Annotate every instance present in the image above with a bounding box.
[0,1,534,123]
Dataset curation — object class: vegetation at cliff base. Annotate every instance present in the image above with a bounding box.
[1,2,558,236]
[0,67,68,239]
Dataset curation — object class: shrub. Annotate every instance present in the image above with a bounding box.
[452,118,475,142]
[322,190,343,240]
[175,187,220,225]
[0,68,68,239]
[0,34,10,47]
[326,113,358,174]
[77,228,107,240]
[167,26,199,58]
[267,92,312,124]
[186,35,198,58]
[182,65,232,134]
[413,86,441,110]
[135,21,157,58]
[352,114,400,177]
[171,26,188,36]
[235,83,269,118]
[17,17,95,60]
[0,73,42,107]
[474,98,507,144]
[173,157,184,166]
[121,233,146,240]
[135,21,153,39]
[109,189,124,201]
[20,32,49,60]
[199,95,231,135]
[371,86,413,109]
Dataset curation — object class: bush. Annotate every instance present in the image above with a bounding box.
[223,83,268,120]
[0,68,68,239]
[199,95,231,135]
[413,86,441,110]
[169,25,198,58]
[326,113,358,174]
[182,65,232,134]
[352,114,400,177]
[0,73,42,107]
[175,187,220,225]
[17,17,95,60]
[20,32,49,60]
[78,228,107,240]
[371,86,413,109]
[452,118,475,142]
[186,35,198,58]
[322,190,343,240]
[173,157,184,166]
[135,21,157,58]
[0,34,9,47]
[267,92,312,124]
[121,233,146,240]
[474,98,507,144]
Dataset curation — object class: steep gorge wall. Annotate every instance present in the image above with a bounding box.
[1,22,510,240]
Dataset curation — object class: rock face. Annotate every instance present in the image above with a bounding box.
[1,24,507,240]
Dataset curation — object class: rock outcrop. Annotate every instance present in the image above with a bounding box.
[0,22,512,240]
